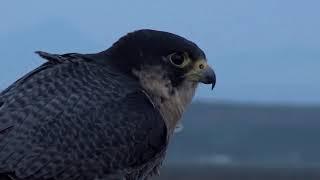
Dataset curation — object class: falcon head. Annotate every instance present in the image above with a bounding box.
[101,29,216,132]
[105,29,216,92]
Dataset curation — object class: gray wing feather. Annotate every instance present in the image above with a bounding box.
[0,54,167,180]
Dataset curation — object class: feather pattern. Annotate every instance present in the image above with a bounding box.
[0,53,167,180]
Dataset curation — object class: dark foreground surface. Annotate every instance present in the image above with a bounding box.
[153,165,320,180]
[152,102,320,180]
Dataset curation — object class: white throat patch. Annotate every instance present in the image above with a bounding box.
[132,65,197,135]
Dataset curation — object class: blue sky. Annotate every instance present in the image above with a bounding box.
[0,0,319,104]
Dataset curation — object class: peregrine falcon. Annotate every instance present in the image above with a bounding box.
[0,29,216,180]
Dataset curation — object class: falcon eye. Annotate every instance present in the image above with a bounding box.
[170,53,184,65]
[199,64,205,69]
[168,52,189,68]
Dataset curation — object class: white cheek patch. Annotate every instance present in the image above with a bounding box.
[132,66,172,99]
[132,65,198,135]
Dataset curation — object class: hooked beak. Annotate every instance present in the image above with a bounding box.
[199,66,216,90]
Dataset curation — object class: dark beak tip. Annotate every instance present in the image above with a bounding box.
[211,79,216,90]
[209,71,216,90]
[200,66,216,90]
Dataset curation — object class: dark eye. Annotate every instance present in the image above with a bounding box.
[170,53,185,66]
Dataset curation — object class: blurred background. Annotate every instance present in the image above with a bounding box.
[1,1,319,179]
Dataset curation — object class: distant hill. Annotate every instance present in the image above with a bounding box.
[165,102,320,167]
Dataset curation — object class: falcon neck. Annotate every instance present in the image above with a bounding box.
[132,65,197,135]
